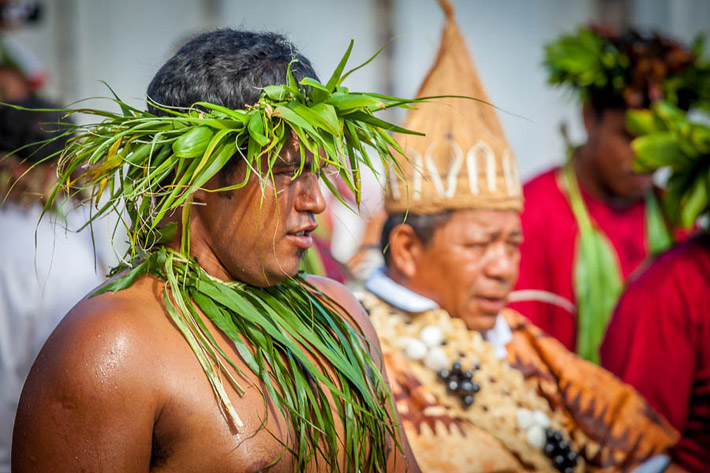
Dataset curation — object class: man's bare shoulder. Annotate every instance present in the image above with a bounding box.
[21,273,174,402]
[46,273,171,359]
[12,274,173,471]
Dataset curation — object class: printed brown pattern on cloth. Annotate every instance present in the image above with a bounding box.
[503,311,677,471]
[363,291,677,472]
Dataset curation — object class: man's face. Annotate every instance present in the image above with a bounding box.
[407,209,522,331]
[585,107,654,200]
[194,135,326,287]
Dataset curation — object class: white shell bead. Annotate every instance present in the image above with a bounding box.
[516,408,534,430]
[423,347,449,371]
[403,338,428,361]
[532,410,551,428]
[419,325,444,347]
[526,424,547,449]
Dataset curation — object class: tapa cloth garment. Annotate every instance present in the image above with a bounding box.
[602,234,710,473]
[362,289,677,472]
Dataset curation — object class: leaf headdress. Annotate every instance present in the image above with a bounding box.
[34,41,422,261]
[7,41,433,471]
[544,24,710,111]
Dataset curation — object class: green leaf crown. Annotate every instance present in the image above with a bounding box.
[28,41,424,262]
[544,24,710,111]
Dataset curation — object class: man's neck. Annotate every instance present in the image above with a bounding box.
[166,223,233,282]
[368,267,512,359]
[369,267,440,313]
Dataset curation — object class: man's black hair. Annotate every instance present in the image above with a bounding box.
[585,27,695,118]
[587,91,626,119]
[381,211,453,267]
[146,28,319,181]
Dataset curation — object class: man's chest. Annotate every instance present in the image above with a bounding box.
[147,325,348,473]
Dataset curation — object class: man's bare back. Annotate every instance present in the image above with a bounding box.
[13,273,410,472]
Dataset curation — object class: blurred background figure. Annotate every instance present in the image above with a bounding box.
[601,102,710,473]
[603,222,709,473]
[0,2,108,471]
[510,25,709,363]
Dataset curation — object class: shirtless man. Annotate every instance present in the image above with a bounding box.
[11,29,418,472]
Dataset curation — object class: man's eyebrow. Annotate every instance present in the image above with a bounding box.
[470,229,523,239]
[468,230,500,240]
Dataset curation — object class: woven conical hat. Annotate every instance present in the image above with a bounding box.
[386,0,522,214]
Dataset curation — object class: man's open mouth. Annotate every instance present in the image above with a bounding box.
[286,227,316,249]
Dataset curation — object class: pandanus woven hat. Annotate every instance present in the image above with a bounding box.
[386,0,522,214]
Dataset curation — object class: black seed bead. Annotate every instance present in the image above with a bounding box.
[563,467,574,473]
[553,431,563,443]
[558,440,568,452]
[543,442,556,456]
[447,380,459,392]
[438,369,450,380]
[545,427,556,439]
[471,383,481,393]
[459,381,475,393]
[567,451,578,465]
[451,361,463,374]
[553,454,565,467]
[461,370,474,380]
[462,395,474,407]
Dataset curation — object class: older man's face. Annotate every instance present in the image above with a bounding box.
[408,209,522,331]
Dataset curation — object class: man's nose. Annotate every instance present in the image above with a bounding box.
[484,242,516,280]
[296,172,326,215]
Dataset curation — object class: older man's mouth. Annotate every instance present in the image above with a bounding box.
[476,295,507,315]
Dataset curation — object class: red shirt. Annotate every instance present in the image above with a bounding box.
[511,168,649,351]
[601,234,710,473]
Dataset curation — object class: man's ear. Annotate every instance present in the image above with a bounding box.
[388,224,423,279]
[193,188,209,204]
[193,173,221,204]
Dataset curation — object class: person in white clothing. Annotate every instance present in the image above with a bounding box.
[0,94,107,473]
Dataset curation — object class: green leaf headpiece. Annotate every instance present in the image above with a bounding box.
[544,24,710,111]
[19,41,425,262]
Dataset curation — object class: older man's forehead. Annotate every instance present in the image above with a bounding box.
[443,209,521,235]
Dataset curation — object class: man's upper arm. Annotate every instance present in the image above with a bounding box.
[12,301,159,473]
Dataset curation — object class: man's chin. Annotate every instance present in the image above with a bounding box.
[461,312,499,332]
[616,174,654,201]
[229,262,301,288]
